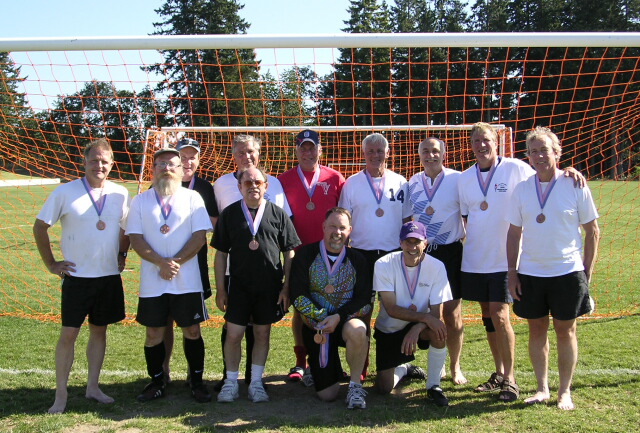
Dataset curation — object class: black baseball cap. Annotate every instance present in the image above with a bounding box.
[176,138,201,153]
[295,129,320,146]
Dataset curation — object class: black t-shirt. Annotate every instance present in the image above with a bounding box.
[212,200,301,289]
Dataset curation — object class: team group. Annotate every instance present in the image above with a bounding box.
[33,122,600,414]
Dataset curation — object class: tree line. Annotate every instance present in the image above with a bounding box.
[1,0,639,180]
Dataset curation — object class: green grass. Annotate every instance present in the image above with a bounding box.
[0,315,638,432]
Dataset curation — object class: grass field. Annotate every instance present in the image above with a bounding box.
[0,179,638,432]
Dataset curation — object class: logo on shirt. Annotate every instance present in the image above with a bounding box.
[418,282,431,288]
[317,181,330,195]
[494,183,508,193]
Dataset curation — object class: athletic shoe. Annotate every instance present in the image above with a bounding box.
[346,384,367,409]
[248,380,269,403]
[302,368,315,387]
[136,381,166,402]
[217,379,239,403]
[404,364,427,381]
[288,366,304,382]
[191,383,212,403]
[213,379,225,393]
[427,385,449,407]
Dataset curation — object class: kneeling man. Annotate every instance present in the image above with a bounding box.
[290,207,372,409]
[373,221,452,406]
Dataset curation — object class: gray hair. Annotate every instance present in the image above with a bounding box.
[362,133,389,152]
[232,134,261,153]
[525,126,562,157]
[418,137,447,155]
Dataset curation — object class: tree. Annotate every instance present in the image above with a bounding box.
[146,0,263,127]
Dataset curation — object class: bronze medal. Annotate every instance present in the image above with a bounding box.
[325,284,335,294]
[314,331,326,345]
[306,201,315,211]
[536,213,546,224]
[375,208,384,217]
[160,224,170,234]
[409,304,417,312]
[425,206,435,215]
[96,220,106,230]
[480,200,489,211]
[249,239,260,250]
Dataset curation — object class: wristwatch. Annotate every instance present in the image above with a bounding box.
[118,251,128,258]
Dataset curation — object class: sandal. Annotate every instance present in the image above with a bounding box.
[474,372,503,392]
[498,379,519,402]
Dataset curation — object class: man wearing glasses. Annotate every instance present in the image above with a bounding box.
[213,166,300,403]
[126,148,213,403]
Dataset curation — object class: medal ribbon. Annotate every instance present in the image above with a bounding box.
[364,169,385,207]
[319,240,346,284]
[475,157,500,199]
[296,165,320,201]
[535,170,561,212]
[81,177,106,218]
[240,199,266,238]
[316,324,330,368]
[154,189,174,222]
[421,171,444,205]
[187,176,195,190]
[401,256,422,301]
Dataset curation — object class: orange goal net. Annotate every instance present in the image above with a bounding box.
[0,34,638,322]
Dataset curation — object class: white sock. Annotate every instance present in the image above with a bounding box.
[393,363,409,387]
[251,364,265,384]
[226,370,239,382]
[426,346,447,389]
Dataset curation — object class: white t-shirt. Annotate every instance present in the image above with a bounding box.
[506,174,599,277]
[213,172,292,215]
[36,178,129,278]
[373,251,452,333]
[408,168,465,245]
[338,170,412,251]
[126,187,213,297]
[458,157,535,273]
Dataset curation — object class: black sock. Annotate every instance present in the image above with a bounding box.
[220,325,227,379]
[144,342,166,384]
[245,324,255,378]
[184,336,205,387]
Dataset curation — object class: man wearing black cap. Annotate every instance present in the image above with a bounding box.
[162,137,219,382]
[373,221,452,407]
[279,129,345,382]
[126,147,213,403]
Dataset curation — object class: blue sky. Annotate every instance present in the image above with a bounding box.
[0,0,358,109]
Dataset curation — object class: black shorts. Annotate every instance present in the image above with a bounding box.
[302,320,350,392]
[373,323,430,371]
[513,271,592,320]
[461,271,512,303]
[224,282,285,326]
[352,247,398,304]
[61,274,125,328]
[426,241,462,299]
[136,292,208,328]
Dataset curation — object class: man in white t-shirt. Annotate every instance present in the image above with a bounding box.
[212,134,292,391]
[408,137,466,385]
[33,138,130,414]
[339,132,413,378]
[373,221,452,407]
[506,127,600,410]
[127,148,213,404]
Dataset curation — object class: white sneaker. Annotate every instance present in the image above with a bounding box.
[346,383,367,409]
[217,379,239,403]
[302,368,315,387]
[248,380,269,403]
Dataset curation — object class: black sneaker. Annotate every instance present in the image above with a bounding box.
[404,364,427,381]
[427,385,449,407]
[137,381,166,402]
[191,383,212,403]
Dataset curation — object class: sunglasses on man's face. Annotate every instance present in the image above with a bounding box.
[242,179,265,188]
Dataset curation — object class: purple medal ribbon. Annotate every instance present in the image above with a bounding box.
[319,240,346,284]
[401,256,422,303]
[535,170,561,212]
[81,177,107,218]
[187,176,195,190]
[316,324,330,368]
[240,199,266,238]
[364,169,385,207]
[421,171,444,205]
[154,189,174,222]
[296,165,320,201]
[475,158,500,200]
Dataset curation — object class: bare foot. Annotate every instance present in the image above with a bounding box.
[48,391,67,414]
[451,369,468,385]
[557,392,574,410]
[86,388,115,404]
[524,391,550,404]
